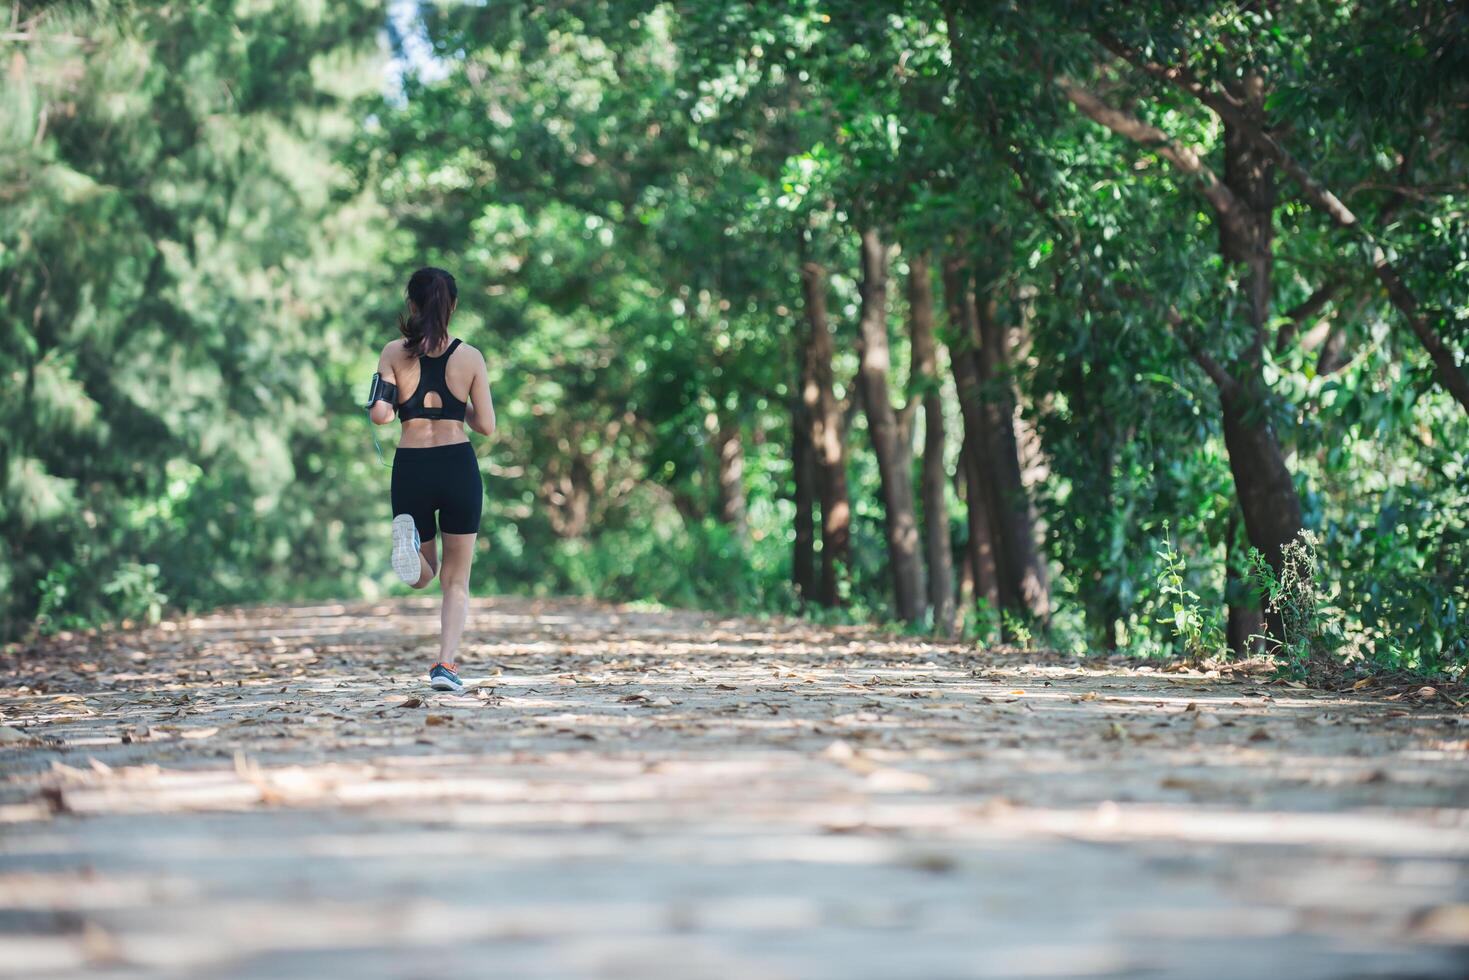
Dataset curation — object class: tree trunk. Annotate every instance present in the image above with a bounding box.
[1219,381,1301,643]
[961,434,1001,617]
[1211,104,1303,645]
[973,289,1050,622]
[945,250,1046,623]
[791,398,817,603]
[942,257,1002,618]
[714,421,747,538]
[907,254,955,635]
[854,228,926,624]
[1224,509,1263,655]
[799,246,850,607]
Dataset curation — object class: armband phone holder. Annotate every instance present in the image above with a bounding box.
[365,372,398,411]
[365,372,398,468]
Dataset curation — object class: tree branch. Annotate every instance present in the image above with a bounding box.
[1097,32,1469,414]
[1274,278,1342,354]
[1166,307,1239,397]
[1093,32,1246,117]
[1053,75,1253,245]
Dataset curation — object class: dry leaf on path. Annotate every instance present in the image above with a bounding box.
[822,740,856,761]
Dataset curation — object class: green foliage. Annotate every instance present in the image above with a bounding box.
[3,1,1465,679]
[547,517,794,614]
[2,1,387,634]
[36,557,165,634]
[1247,532,1345,679]
[1155,522,1223,662]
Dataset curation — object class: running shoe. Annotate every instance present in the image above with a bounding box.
[429,662,465,693]
[391,514,422,584]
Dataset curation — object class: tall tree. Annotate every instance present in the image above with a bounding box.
[941,258,1001,619]
[1053,62,1303,640]
[908,255,956,634]
[799,248,852,607]
[854,228,926,623]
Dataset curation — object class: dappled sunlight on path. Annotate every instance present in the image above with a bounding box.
[2,599,1467,977]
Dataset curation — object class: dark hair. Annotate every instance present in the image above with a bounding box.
[399,267,458,357]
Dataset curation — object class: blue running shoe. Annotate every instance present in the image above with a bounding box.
[391,514,422,584]
[429,662,464,693]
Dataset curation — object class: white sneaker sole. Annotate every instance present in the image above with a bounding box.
[391,514,422,584]
[430,676,465,693]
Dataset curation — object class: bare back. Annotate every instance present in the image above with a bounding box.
[377,338,491,448]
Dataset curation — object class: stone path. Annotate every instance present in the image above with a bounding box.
[2,598,1467,978]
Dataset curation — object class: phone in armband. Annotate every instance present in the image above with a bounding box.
[365,372,399,467]
[365,372,398,412]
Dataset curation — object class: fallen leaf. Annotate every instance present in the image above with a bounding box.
[1160,776,1200,790]
[906,852,957,874]
[424,714,449,726]
[40,786,68,814]
[866,768,933,792]
[1352,677,1374,691]
[1413,904,1469,942]
[822,739,856,761]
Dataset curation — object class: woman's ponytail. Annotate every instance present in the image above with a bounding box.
[399,267,458,357]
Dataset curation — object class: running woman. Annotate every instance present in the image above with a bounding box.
[368,267,495,693]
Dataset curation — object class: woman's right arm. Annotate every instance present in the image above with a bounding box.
[466,349,496,437]
[369,344,397,425]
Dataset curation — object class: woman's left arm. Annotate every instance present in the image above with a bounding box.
[369,344,398,425]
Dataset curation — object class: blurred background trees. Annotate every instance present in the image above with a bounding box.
[4,0,1465,674]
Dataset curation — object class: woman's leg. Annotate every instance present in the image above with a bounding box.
[410,536,439,590]
[392,448,440,588]
[437,532,476,663]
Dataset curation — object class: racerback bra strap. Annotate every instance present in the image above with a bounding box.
[398,339,468,422]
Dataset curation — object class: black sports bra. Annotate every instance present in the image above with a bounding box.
[398,339,468,422]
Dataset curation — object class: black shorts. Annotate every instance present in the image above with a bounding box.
[391,442,483,540]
